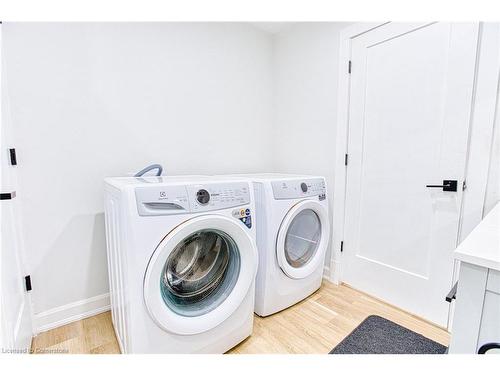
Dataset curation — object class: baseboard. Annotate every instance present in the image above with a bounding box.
[34,293,110,334]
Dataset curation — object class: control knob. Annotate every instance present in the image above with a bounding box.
[196,189,210,205]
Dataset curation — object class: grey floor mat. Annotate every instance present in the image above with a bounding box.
[329,315,447,354]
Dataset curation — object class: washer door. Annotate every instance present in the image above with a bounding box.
[143,215,257,335]
[276,200,329,279]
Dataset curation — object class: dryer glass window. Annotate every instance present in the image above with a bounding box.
[284,209,321,268]
[160,229,241,317]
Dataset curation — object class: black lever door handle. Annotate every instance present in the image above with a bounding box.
[0,191,16,200]
[445,281,458,302]
[426,180,458,192]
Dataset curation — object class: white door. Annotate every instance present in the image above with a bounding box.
[0,23,33,352]
[276,200,330,279]
[143,215,257,335]
[342,23,478,327]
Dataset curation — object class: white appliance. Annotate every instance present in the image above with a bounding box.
[229,174,330,316]
[104,176,258,353]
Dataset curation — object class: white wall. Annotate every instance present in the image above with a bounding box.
[2,23,273,327]
[272,23,350,270]
[484,89,500,214]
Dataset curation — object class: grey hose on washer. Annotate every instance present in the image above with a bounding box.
[134,164,163,177]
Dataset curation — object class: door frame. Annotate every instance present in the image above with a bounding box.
[0,21,35,349]
[329,22,500,314]
[0,19,4,349]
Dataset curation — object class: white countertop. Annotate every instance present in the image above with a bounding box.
[454,202,500,271]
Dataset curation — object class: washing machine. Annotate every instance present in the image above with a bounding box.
[228,174,330,317]
[104,176,258,353]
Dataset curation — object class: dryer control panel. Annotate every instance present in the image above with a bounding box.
[272,178,326,200]
[135,182,250,216]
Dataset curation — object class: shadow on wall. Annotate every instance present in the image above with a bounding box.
[91,212,108,292]
[33,212,109,314]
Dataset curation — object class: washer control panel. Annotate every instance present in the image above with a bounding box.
[187,182,250,212]
[272,178,326,200]
[135,182,250,216]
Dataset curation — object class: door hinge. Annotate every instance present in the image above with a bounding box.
[344,153,348,166]
[340,241,344,253]
[462,180,467,191]
[348,60,352,74]
[9,148,17,165]
[25,275,32,292]
[0,191,16,200]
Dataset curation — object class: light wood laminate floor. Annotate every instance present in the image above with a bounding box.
[31,281,449,354]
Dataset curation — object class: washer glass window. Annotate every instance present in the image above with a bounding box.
[160,229,240,317]
[284,209,321,268]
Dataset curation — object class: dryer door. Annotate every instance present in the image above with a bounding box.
[276,200,329,279]
[143,215,257,335]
